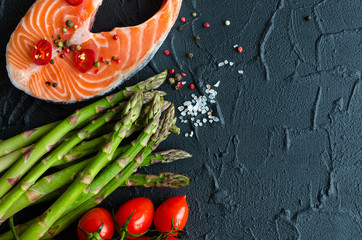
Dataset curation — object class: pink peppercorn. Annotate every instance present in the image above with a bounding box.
[177,81,184,87]
[113,34,119,40]
[203,22,210,28]
[65,48,70,53]
[189,84,195,89]
[116,58,121,64]
[181,73,186,77]
[100,57,106,63]
[164,50,170,55]
[169,69,175,74]
[181,17,186,22]
[237,46,243,53]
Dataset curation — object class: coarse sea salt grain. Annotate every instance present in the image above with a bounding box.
[218,62,224,67]
[177,82,221,137]
[238,70,244,74]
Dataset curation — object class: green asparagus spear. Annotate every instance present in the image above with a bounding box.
[0,104,125,220]
[0,145,34,174]
[68,93,163,210]
[0,172,190,240]
[57,104,174,231]
[55,106,175,236]
[0,121,61,158]
[0,160,89,223]
[0,71,166,199]
[0,149,190,223]
[0,125,87,174]
[19,92,143,240]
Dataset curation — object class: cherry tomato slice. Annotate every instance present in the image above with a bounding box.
[32,39,52,65]
[74,49,95,73]
[114,197,154,239]
[77,208,114,240]
[66,0,83,6]
[154,196,189,235]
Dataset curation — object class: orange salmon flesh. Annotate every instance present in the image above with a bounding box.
[6,0,182,102]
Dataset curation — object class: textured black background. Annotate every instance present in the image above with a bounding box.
[1,0,362,239]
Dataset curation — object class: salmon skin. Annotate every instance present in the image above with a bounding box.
[6,0,182,102]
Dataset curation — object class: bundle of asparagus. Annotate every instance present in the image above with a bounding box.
[0,71,192,240]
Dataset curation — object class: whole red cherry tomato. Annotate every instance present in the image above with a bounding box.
[74,49,95,73]
[32,39,52,65]
[114,197,154,239]
[66,0,83,6]
[77,208,114,240]
[154,196,189,236]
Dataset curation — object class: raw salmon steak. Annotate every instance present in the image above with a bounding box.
[6,0,182,102]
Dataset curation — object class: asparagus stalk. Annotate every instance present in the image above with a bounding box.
[0,117,182,239]
[0,149,191,223]
[0,121,61,158]
[125,172,191,188]
[104,104,176,197]
[77,90,166,142]
[19,92,144,240]
[140,149,191,167]
[49,97,171,169]
[0,160,89,223]
[61,103,174,227]
[69,93,163,210]
[0,124,87,174]
[53,133,112,166]
[0,172,190,240]
[0,104,126,220]
[0,145,34,174]
[0,71,166,199]
[52,95,168,168]
[44,106,175,239]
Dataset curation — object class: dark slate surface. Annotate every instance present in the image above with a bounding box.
[1,0,361,239]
